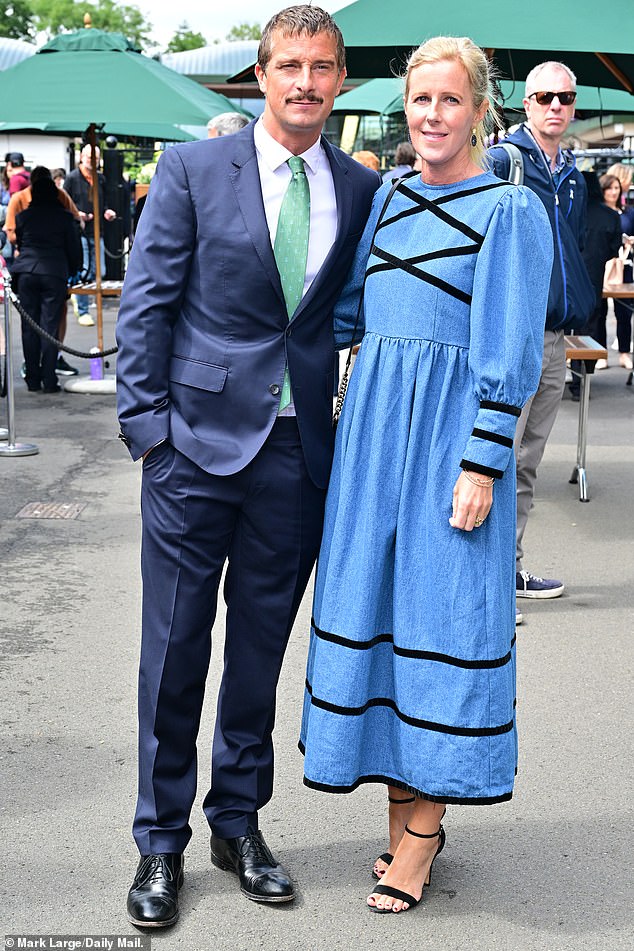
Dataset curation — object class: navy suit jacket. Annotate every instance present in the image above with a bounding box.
[116,123,380,488]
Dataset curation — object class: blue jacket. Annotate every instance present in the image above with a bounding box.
[116,122,380,488]
[489,124,594,332]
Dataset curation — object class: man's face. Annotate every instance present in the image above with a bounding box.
[81,146,100,168]
[523,66,576,143]
[255,29,345,151]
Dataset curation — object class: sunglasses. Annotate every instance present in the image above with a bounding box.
[528,90,577,106]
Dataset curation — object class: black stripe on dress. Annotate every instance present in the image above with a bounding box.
[311,620,515,669]
[297,759,514,805]
[305,679,514,737]
[368,244,473,305]
[472,427,514,449]
[460,459,504,479]
[480,399,522,417]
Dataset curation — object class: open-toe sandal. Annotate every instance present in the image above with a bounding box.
[369,823,445,914]
[372,795,415,880]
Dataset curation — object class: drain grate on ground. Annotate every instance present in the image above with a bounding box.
[16,502,87,520]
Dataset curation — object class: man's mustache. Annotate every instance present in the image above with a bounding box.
[285,95,324,104]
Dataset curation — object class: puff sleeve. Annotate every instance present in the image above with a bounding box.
[460,185,554,478]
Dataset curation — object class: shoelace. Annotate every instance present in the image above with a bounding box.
[240,831,275,866]
[137,854,175,886]
[520,570,544,583]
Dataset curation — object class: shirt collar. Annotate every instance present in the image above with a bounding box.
[254,117,323,175]
[524,124,566,175]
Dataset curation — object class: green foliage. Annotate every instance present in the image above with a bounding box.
[31,0,152,47]
[165,21,206,53]
[0,0,35,41]
[225,22,261,42]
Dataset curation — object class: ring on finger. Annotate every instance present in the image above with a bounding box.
[474,516,484,527]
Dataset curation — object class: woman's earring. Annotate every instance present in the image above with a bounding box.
[471,129,478,148]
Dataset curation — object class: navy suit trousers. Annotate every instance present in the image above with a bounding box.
[134,418,326,853]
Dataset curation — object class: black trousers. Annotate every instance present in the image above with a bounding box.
[134,419,326,854]
[18,273,66,390]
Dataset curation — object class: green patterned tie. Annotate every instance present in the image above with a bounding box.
[274,156,310,411]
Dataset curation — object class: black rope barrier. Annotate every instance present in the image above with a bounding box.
[10,290,119,359]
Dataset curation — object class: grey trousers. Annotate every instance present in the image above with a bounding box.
[514,329,566,571]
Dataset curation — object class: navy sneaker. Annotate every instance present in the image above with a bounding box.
[56,355,79,376]
[516,570,564,599]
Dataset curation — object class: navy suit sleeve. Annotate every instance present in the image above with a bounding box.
[116,148,196,459]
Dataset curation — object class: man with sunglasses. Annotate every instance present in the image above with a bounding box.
[489,62,594,616]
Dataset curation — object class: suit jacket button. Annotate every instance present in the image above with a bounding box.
[269,384,280,396]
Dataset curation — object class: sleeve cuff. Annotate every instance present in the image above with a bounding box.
[460,400,522,478]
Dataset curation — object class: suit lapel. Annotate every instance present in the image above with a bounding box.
[229,125,286,313]
[293,136,352,321]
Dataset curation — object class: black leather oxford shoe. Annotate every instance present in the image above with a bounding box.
[210,828,295,903]
[126,852,184,928]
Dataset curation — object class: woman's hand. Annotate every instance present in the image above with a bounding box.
[449,470,493,532]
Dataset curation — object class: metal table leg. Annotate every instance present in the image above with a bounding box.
[568,361,590,502]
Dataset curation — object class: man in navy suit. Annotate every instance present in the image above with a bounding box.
[117,5,380,927]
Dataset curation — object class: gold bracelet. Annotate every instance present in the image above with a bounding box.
[463,470,495,487]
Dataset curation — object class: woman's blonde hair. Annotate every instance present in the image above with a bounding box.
[402,36,501,167]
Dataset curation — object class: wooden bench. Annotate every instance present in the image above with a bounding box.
[69,280,124,297]
[564,334,608,502]
[602,283,634,385]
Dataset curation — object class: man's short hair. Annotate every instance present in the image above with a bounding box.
[207,112,250,137]
[525,61,577,98]
[258,5,345,73]
[5,151,25,166]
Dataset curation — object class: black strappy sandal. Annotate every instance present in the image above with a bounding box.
[368,823,445,914]
[372,795,416,880]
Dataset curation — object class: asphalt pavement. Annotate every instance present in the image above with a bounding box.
[1,299,632,951]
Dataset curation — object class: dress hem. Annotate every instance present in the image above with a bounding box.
[299,742,513,805]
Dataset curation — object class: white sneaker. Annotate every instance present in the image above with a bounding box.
[77,313,95,327]
[618,353,633,370]
[595,358,608,370]
[515,606,523,626]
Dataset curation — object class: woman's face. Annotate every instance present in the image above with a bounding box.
[603,180,621,208]
[405,58,486,183]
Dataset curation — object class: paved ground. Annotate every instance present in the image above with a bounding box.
[1,300,632,950]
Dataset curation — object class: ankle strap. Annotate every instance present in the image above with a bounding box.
[405,823,442,840]
[388,795,416,804]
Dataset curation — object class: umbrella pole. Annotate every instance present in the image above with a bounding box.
[88,123,104,364]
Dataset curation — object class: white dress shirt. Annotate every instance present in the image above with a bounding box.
[254,118,338,299]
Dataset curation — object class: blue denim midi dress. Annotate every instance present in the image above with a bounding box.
[300,172,553,804]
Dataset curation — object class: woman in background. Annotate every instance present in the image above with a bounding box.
[12,173,82,392]
[604,164,634,370]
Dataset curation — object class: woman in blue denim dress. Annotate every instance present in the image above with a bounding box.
[300,36,554,914]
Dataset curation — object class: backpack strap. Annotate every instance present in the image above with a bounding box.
[496,142,524,186]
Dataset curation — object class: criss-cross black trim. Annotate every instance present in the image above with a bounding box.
[311,619,515,669]
[368,244,474,305]
[367,179,508,306]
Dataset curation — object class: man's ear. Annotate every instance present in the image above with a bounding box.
[255,63,267,96]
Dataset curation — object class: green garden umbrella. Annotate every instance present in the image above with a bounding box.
[332,0,634,93]
[0,28,250,141]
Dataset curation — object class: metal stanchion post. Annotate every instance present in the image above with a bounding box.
[0,269,38,457]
